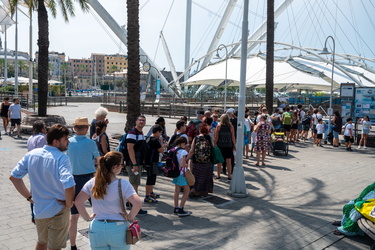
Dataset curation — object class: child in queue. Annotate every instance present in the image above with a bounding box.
[315,118,324,147]
[172,136,191,217]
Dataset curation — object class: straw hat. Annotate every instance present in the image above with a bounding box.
[72,117,91,126]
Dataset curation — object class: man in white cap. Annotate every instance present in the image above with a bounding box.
[67,117,100,250]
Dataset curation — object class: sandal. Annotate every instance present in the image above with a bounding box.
[333,229,344,235]
[332,221,341,226]
[262,163,266,166]
[255,163,259,166]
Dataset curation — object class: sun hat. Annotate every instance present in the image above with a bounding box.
[72,117,91,126]
[226,108,235,113]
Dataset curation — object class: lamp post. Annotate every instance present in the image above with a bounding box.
[227,0,249,198]
[214,44,228,111]
[319,36,335,139]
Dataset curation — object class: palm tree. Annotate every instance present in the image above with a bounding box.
[265,0,274,113]
[109,65,118,90]
[78,64,88,89]
[18,60,28,77]
[126,0,140,132]
[10,0,90,116]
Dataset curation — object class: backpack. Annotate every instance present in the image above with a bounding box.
[194,136,212,163]
[186,119,201,143]
[163,147,183,178]
[116,129,139,163]
[144,137,154,166]
[271,115,281,127]
[167,133,182,150]
[302,115,311,125]
[283,112,292,125]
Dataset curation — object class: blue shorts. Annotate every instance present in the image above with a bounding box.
[333,130,339,139]
[71,173,94,214]
[89,219,129,250]
[172,174,188,186]
[362,129,370,135]
[297,123,302,131]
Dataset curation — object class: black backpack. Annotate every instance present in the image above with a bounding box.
[167,133,182,150]
[163,147,183,178]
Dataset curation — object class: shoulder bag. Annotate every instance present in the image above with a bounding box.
[118,179,141,245]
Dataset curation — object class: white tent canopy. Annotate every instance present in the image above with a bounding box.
[185,56,375,91]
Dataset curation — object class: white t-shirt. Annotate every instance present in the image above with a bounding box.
[313,113,322,125]
[244,118,251,133]
[81,178,136,221]
[168,133,188,144]
[344,123,353,136]
[316,123,324,134]
[175,147,188,175]
[9,103,21,119]
[361,120,372,131]
[298,110,306,122]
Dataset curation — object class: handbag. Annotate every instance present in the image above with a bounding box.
[118,179,141,245]
[355,199,375,223]
[184,170,195,186]
[212,146,224,164]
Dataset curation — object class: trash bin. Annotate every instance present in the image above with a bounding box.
[51,91,55,96]
[69,91,72,96]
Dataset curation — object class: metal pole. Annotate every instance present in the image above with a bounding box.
[14,8,18,97]
[28,11,33,105]
[184,0,192,93]
[227,0,249,198]
[4,26,7,85]
[324,36,335,140]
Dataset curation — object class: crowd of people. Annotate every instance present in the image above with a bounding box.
[7,103,373,249]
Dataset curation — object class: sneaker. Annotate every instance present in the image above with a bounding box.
[364,146,367,149]
[138,209,148,215]
[4,132,7,135]
[17,135,22,139]
[0,136,2,140]
[150,192,160,199]
[144,196,158,204]
[348,148,353,151]
[358,146,361,149]
[173,207,179,215]
[177,208,191,217]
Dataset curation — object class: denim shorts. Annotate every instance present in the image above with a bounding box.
[89,219,130,250]
[362,129,370,135]
[333,130,339,139]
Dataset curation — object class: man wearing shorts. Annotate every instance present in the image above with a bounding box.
[125,115,148,214]
[8,97,22,138]
[9,124,75,250]
[67,117,99,250]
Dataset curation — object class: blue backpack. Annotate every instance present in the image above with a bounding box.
[116,129,139,162]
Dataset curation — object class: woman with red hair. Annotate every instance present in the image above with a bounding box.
[187,123,214,197]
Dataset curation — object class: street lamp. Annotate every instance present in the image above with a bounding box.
[214,44,228,111]
[227,0,249,198]
[319,36,335,139]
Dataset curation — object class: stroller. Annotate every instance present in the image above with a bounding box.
[270,132,289,156]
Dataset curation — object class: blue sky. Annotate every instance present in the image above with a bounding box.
[3,0,374,71]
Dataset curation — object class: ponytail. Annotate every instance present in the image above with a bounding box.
[95,120,107,136]
[91,151,123,199]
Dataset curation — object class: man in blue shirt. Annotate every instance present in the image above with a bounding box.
[10,124,75,250]
[67,117,99,250]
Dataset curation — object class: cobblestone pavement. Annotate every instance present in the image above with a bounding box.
[0,103,374,249]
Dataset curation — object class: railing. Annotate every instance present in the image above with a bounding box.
[0,91,68,112]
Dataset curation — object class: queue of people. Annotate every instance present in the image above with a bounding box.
[7,104,373,249]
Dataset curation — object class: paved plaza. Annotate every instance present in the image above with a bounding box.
[1,103,374,249]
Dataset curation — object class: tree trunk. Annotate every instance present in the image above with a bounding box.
[125,0,140,132]
[37,0,49,116]
[266,0,274,114]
